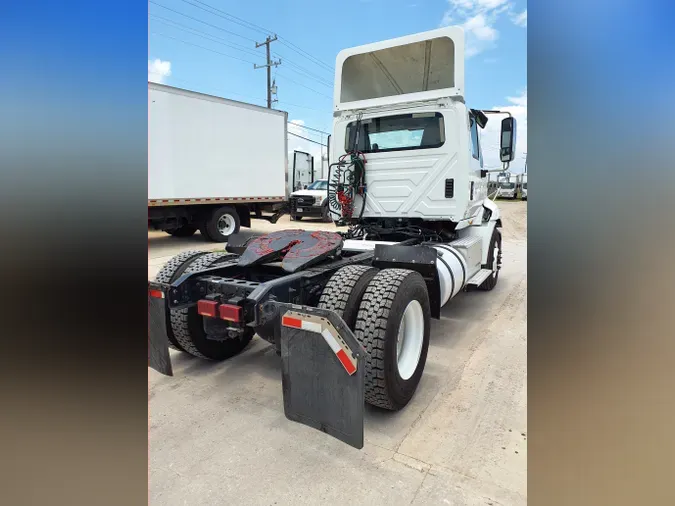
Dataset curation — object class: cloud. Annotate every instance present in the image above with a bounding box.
[512,9,527,27]
[440,0,512,57]
[480,89,527,173]
[148,59,171,84]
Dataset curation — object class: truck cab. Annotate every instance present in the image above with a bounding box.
[329,27,515,232]
[521,174,527,200]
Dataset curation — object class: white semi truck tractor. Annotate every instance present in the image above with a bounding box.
[148,26,517,449]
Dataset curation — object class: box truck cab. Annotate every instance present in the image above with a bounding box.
[521,174,527,200]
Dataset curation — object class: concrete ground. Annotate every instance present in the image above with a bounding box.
[149,201,527,506]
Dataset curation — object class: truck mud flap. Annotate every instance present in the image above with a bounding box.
[148,283,173,376]
[274,303,366,449]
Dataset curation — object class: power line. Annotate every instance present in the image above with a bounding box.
[151,32,260,65]
[150,3,334,89]
[279,39,334,73]
[288,122,330,135]
[177,0,270,36]
[276,72,333,99]
[288,131,327,146]
[149,1,256,43]
[273,51,333,80]
[277,59,333,87]
[161,76,267,105]
[150,15,264,59]
[276,101,324,112]
[152,14,331,89]
[177,0,334,74]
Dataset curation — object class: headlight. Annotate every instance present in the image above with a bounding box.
[315,196,323,205]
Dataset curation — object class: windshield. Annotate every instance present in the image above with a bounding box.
[346,113,445,153]
[307,180,328,190]
[523,183,527,189]
[499,182,515,189]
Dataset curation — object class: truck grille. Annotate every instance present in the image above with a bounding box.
[291,196,314,206]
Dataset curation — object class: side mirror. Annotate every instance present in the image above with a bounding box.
[500,117,517,162]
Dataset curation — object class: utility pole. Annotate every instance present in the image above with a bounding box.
[254,35,281,108]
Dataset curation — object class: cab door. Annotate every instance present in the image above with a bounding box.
[468,112,487,219]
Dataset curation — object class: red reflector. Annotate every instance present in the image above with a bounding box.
[281,316,302,328]
[149,289,164,299]
[197,300,218,317]
[218,304,242,322]
[336,349,357,376]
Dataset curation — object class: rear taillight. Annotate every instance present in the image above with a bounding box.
[149,289,164,299]
[219,304,242,322]
[196,300,242,322]
[197,300,219,317]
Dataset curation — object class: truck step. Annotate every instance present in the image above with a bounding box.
[449,236,481,249]
[466,269,493,286]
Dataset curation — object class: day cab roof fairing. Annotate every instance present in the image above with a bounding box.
[333,27,465,113]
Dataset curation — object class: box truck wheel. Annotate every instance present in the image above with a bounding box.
[166,225,197,237]
[170,251,253,360]
[203,206,240,242]
[154,250,214,352]
[354,269,431,411]
[290,214,302,221]
[479,228,502,291]
[318,265,379,329]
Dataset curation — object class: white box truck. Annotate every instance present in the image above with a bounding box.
[521,173,527,200]
[148,82,288,242]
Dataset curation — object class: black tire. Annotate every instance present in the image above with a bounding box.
[166,225,197,237]
[198,222,214,241]
[321,202,332,223]
[154,250,212,351]
[354,269,431,410]
[169,251,253,360]
[204,206,240,242]
[290,214,302,221]
[318,265,379,329]
[479,228,502,291]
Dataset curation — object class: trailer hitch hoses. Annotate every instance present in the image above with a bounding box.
[326,151,366,225]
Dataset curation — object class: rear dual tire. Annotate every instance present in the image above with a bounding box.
[319,266,431,411]
[355,269,431,410]
[154,251,253,360]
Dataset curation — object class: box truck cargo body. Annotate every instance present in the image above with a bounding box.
[148,82,288,241]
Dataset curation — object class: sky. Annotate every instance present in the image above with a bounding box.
[149,0,527,173]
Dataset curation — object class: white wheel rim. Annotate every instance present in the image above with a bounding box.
[396,300,424,380]
[217,214,235,236]
[492,244,500,275]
